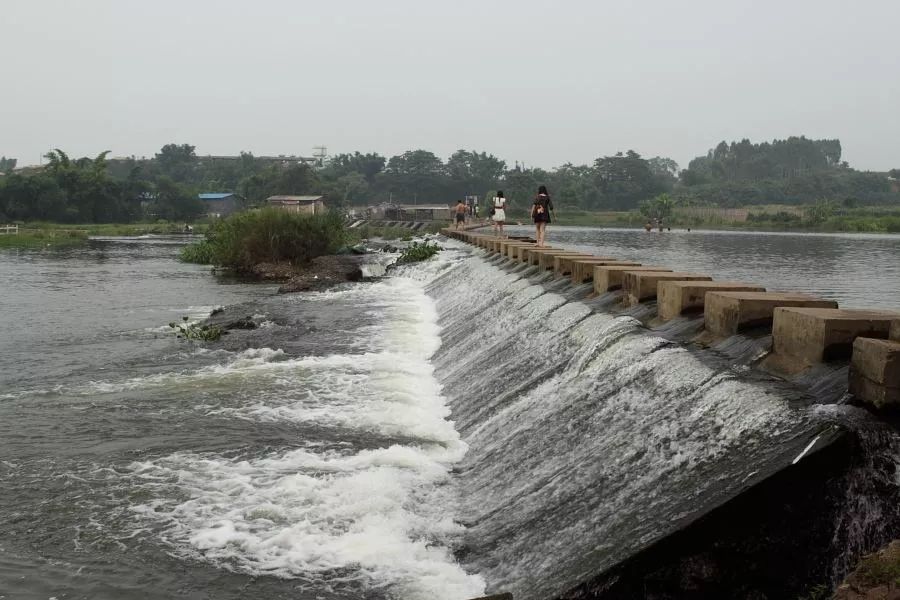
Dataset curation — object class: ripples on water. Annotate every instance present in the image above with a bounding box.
[504,226,900,309]
[0,237,483,600]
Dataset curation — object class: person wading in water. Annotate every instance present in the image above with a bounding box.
[531,185,554,247]
[492,191,507,237]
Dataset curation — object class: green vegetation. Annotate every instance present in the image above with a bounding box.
[169,316,223,341]
[0,228,87,248]
[179,209,347,272]
[396,241,441,264]
[2,136,896,233]
[849,542,900,587]
[351,222,444,241]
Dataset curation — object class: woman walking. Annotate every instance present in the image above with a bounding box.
[492,191,507,237]
[531,185,554,247]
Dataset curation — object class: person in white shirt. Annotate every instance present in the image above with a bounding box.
[492,190,507,237]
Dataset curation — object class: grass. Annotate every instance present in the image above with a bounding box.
[351,222,445,241]
[0,229,88,248]
[549,206,900,233]
[0,221,212,249]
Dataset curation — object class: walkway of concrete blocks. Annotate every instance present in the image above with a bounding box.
[443,228,900,411]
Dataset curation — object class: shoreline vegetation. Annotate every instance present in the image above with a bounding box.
[2,208,899,251]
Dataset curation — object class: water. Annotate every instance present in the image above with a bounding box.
[0,237,484,599]
[503,226,900,309]
[2,230,898,599]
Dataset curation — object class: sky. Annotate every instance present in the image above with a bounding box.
[2,0,898,171]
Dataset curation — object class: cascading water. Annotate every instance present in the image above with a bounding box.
[427,240,900,599]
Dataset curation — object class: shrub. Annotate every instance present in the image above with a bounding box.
[181,209,347,272]
[179,239,216,264]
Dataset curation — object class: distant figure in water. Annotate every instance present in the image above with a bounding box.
[644,221,652,232]
[454,200,466,230]
[532,185,554,247]
[183,224,193,233]
[687,228,692,232]
[492,191,507,237]
[658,219,664,232]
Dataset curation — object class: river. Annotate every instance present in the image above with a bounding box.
[1,228,898,599]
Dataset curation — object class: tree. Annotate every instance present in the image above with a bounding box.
[593,150,665,210]
[0,157,17,172]
[153,176,204,221]
[325,152,386,183]
[639,193,675,222]
[155,143,197,182]
[382,150,448,202]
[446,150,506,197]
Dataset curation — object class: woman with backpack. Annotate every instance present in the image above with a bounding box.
[491,190,507,237]
[531,185,554,247]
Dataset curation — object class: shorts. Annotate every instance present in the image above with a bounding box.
[455,213,465,222]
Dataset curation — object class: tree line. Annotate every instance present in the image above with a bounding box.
[0,137,897,223]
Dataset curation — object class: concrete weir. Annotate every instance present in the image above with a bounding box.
[703,292,838,337]
[850,337,900,409]
[593,265,671,293]
[443,228,900,411]
[569,258,638,284]
[535,250,588,269]
[657,281,766,321]
[767,308,900,374]
[622,271,713,306]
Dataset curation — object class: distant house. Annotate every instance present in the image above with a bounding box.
[267,195,325,215]
[199,193,241,218]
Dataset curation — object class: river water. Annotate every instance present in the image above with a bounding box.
[504,226,900,309]
[1,229,898,599]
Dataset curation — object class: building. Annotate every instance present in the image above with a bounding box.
[267,195,326,215]
[198,193,241,218]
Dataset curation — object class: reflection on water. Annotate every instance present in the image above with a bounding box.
[504,226,900,309]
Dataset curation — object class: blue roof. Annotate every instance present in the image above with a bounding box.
[198,193,234,200]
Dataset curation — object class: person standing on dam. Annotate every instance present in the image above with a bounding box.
[492,190,508,237]
[532,185,555,246]
[454,199,467,230]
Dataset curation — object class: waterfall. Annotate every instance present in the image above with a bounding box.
[428,244,899,599]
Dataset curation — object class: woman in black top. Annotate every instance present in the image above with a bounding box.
[531,185,554,247]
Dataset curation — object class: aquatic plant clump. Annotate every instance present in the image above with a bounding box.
[396,241,441,264]
[169,316,223,341]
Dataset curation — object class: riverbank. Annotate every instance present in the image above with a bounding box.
[546,206,900,233]
[0,222,211,248]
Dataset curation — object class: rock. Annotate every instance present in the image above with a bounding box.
[250,262,300,281]
[834,540,900,599]
[277,255,365,294]
[223,316,257,330]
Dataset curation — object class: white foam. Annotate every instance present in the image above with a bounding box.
[126,265,483,599]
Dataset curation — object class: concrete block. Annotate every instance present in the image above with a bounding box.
[552,253,598,274]
[593,265,670,293]
[703,292,838,337]
[504,242,534,259]
[772,308,900,365]
[849,337,900,409]
[510,244,535,260]
[657,281,766,321]
[623,272,712,306]
[891,319,900,342]
[570,258,633,283]
[522,247,560,265]
[538,251,589,270]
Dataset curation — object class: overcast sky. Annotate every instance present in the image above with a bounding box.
[2,0,898,171]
